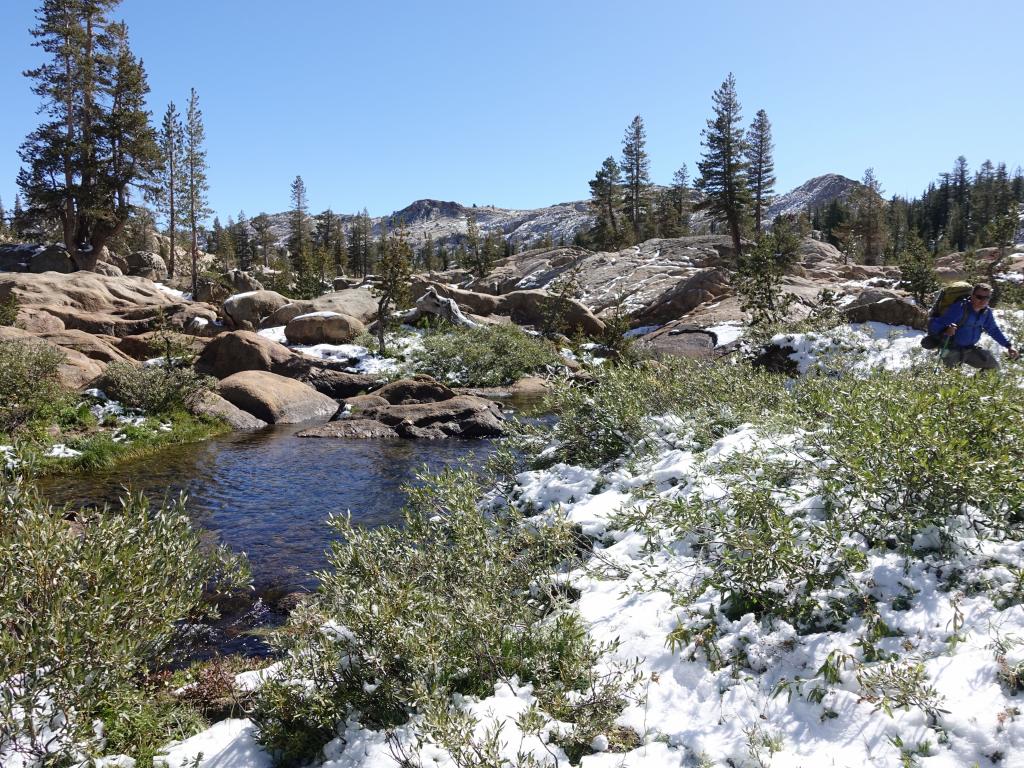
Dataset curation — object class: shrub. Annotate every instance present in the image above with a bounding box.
[0,295,18,327]
[411,323,563,387]
[794,368,1024,547]
[251,468,639,766]
[101,360,214,415]
[0,339,70,436]
[0,472,250,765]
[544,358,790,468]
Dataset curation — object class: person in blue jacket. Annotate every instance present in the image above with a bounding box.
[929,282,1020,369]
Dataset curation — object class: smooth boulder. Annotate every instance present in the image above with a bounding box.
[223,290,290,330]
[125,251,168,280]
[195,330,295,379]
[29,245,75,274]
[284,311,365,345]
[218,371,339,424]
[189,390,268,431]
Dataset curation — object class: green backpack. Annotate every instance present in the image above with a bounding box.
[920,281,974,350]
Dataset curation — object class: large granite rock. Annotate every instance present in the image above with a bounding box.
[297,419,399,439]
[369,376,455,404]
[218,371,339,424]
[117,331,210,361]
[0,244,42,272]
[189,390,268,431]
[631,268,732,326]
[844,288,927,329]
[29,245,75,274]
[359,395,506,438]
[125,251,168,280]
[284,311,365,345]
[259,288,379,329]
[223,290,290,330]
[38,329,134,365]
[195,330,296,379]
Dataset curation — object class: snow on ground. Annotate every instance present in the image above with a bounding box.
[153,283,192,301]
[113,320,1024,767]
[256,326,424,375]
[707,322,744,347]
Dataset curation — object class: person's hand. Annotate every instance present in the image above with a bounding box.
[944,324,957,337]
[1008,347,1020,360]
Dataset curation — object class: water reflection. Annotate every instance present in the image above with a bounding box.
[40,424,494,590]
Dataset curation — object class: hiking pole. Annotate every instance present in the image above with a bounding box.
[935,336,950,374]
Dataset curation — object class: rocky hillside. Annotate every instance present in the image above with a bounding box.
[765,173,861,221]
[259,199,596,253]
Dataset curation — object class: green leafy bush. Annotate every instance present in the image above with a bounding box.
[795,369,1024,547]
[0,339,71,436]
[411,323,563,387]
[0,295,18,327]
[101,360,214,415]
[0,472,250,765]
[545,359,790,468]
[251,468,639,766]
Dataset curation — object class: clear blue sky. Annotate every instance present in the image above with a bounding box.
[1,0,1022,222]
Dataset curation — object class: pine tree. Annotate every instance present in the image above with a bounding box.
[372,222,413,354]
[696,73,751,259]
[462,209,491,276]
[420,233,435,271]
[234,210,252,271]
[218,215,236,268]
[669,164,693,235]
[0,197,7,241]
[18,1,159,269]
[156,101,186,276]
[849,168,887,265]
[347,209,373,277]
[588,157,623,249]
[184,87,210,296]
[620,115,651,242]
[733,220,799,325]
[288,175,310,271]
[745,109,775,234]
[250,212,273,267]
[897,232,938,305]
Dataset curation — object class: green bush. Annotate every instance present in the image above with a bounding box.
[544,359,791,468]
[411,323,563,387]
[251,468,639,766]
[794,369,1024,547]
[0,339,71,436]
[0,471,250,765]
[0,295,18,327]
[101,360,214,416]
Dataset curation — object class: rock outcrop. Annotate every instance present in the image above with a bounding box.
[844,288,927,329]
[0,326,105,390]
[223,290,290,331]
[218,371,339,424]
[125,251,168,281]
[259,288,379,329]
[284,312,365,345]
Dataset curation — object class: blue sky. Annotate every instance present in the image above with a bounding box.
[1,0,1022,222]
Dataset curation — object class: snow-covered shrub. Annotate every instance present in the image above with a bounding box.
[411,323,563,387]
[797,369,1024,547]
[0,471,250,765]
[0,339,70,436]
[251,468,640,767]
[544,359,790,468]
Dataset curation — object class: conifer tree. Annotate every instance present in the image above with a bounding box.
[347,210,373,277]
[288,175,311,270]
[157,101,186,276]
[0,197,7,241]
[696,73,751,258]
[18,0,159,269]
[849,168,887,265]
[588,156,623,249]
[897,232,938,305]
[233,210,252,271]
[669,164,693,235]
[250,212,273,267]
[420,233,435,271]
[745,109,775,234]
[372,222,413,354]
[620,115,651,242]
[462,209,491,276]
[184,87,210,296]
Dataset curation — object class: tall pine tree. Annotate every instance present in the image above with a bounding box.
[184,87,210,296]
[620,115,651,243]
[18,0,160,269]
[156,101,185,276]
[588,156,623,249]
[745,109,775,234]
[696,73,751,258]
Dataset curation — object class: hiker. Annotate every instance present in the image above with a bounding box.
[928,282,1019,369]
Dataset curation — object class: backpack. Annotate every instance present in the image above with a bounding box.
[919,281,974,350]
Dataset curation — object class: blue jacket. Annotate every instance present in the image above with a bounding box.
[928,298,1011,349]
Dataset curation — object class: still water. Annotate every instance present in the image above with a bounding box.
[40,425,496,591]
